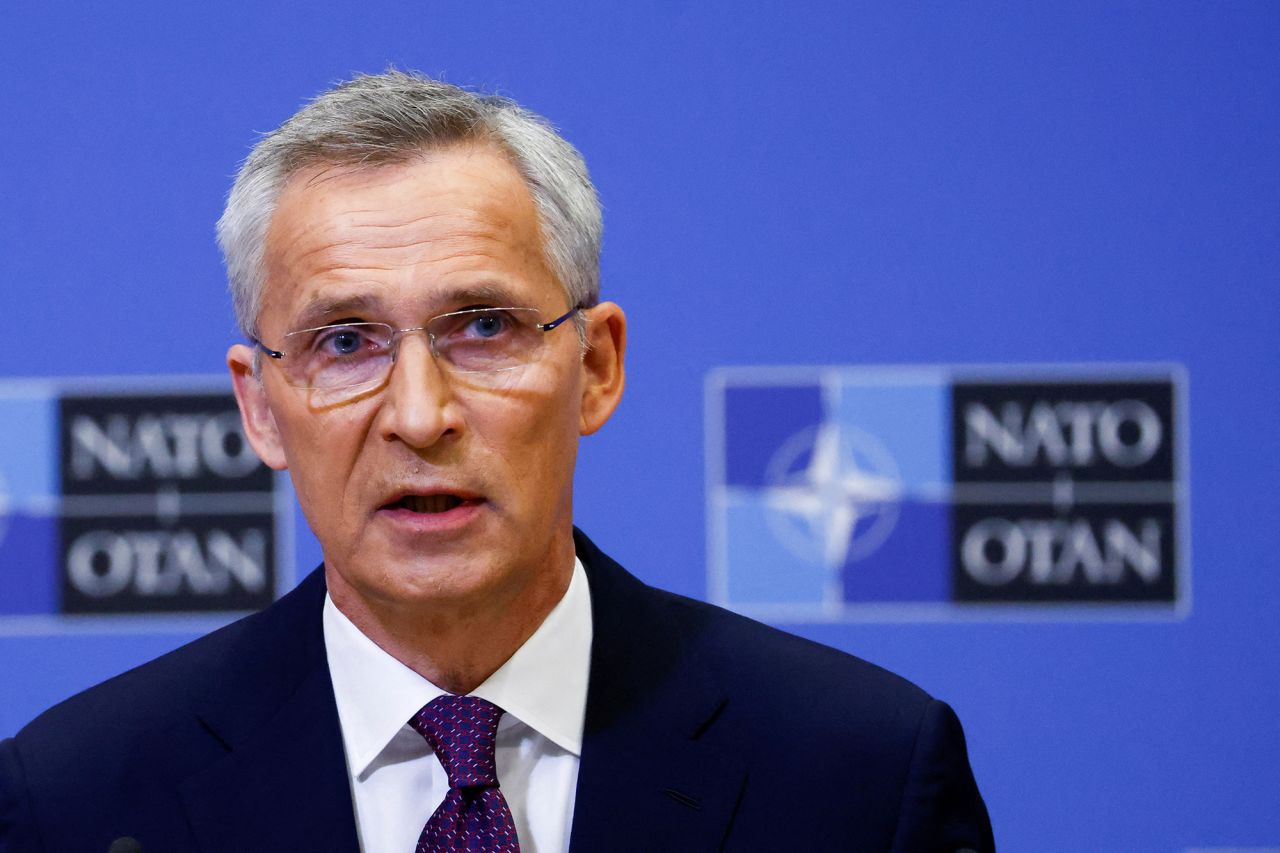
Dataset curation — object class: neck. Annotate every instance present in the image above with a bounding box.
[325,545,575,695]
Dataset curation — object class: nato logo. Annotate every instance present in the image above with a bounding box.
[0,379,290,629]
[706,366,1187,621]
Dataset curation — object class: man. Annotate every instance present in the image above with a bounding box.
[0,71,994,852]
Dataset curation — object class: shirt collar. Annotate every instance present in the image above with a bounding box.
[324,557,593,777]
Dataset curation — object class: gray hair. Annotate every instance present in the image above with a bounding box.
[215,70,602,337]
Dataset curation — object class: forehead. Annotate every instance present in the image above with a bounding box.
[259,144,558,331]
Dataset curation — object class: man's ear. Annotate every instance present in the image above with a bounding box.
[227,344,289,471]
[579,302,626,436]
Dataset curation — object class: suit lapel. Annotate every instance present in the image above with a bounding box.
[177,570,359,852]
[570,532,747,852]
[170,537,744,852]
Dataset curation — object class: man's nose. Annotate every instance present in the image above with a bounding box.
[376,331,463,448]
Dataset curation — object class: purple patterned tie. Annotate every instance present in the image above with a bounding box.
[409,695,521,852]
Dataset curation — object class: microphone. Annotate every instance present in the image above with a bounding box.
[108,838,143,853]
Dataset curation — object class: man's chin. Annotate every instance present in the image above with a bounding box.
[330,554,503,612]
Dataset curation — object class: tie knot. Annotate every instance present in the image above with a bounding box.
[409,695,504,790]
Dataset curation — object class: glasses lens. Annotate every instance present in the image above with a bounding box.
[428,308,544,374]
[283,323,394,389]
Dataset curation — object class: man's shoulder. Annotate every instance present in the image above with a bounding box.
[572,531,992,850]
[652,582,934,714]
[577,530,936,737]
[12,568,326,759]
[2,569,353,851]
[645,587,993,851]
[572,532,996,851]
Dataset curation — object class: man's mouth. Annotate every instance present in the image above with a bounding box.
[388,494,467,514]
[383,492,485,516]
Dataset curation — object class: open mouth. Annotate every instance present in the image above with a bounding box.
[388,494,468,514]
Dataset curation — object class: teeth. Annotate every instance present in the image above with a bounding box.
[402,494,464,513]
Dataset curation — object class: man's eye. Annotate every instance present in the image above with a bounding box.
[314,327,368,356]
[466,312,511,339]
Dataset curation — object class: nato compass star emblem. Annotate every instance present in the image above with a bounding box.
[762,420,903,571]
[710,366,1183,619]
[709,369,955,617]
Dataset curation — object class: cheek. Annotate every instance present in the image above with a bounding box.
[276,406,368,512]
[527,403,581,495]
[470,385,581,498]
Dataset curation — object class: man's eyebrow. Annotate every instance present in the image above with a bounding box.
[292,294,383,330]
[441,283,523,309]
[288,283,529,330]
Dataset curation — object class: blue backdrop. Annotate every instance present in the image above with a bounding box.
[2,3,1278,850]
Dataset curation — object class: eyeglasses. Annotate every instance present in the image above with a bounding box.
[252,306,580,397]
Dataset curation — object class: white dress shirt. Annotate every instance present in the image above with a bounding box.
[323,558,593,853]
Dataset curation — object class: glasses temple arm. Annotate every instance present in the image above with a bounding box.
[249,338,285,359]
[537,306,583,332]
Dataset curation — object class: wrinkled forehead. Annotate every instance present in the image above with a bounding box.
[258,146,561,333]
[267,143,540,251]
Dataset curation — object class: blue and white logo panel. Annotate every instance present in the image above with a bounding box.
[0,377,294,633]
[707,365,1186,621]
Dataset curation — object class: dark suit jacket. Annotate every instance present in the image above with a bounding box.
[0,530,994,852]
